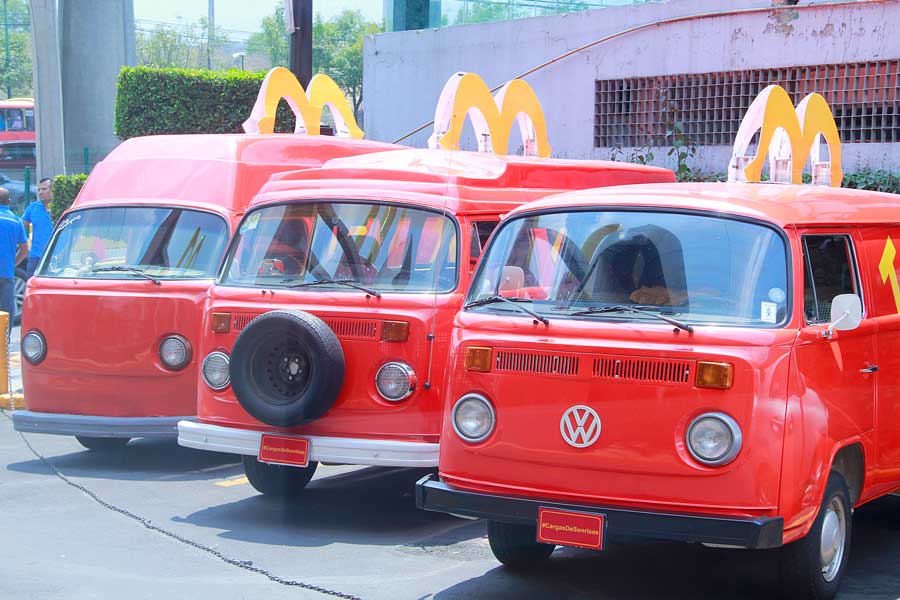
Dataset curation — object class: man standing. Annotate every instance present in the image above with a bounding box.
[23,178,54,278]
[0,187,29,331]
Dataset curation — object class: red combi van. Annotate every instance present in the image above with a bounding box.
[13,134,398,450]
[417,180,900,599]
[177,149,674,496]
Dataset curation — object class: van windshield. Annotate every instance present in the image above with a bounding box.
[468,210,789,327]
[40,206,229,279]
[221,201,458,293]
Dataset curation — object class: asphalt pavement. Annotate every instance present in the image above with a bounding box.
[3,332,900,598]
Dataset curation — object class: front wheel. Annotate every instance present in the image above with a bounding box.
[13,267,25,325]
[75,436,130,451]
[487,520,555,569]
[242,455,318,498]
[780,473,852,600]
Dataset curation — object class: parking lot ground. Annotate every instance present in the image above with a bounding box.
[3,411,900,599]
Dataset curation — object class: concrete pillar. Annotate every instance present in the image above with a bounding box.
[28,0,66,179]
[60,0,135,173]
[384,0,441,32]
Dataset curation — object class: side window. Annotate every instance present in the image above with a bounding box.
[802,234,861,323]
[470,220,499,259]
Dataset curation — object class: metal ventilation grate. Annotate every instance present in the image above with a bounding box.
[495,350,580,376]
[231,313,257,332]
[595,59,900,148]
[592,356,691,385]
[322,317,380,340]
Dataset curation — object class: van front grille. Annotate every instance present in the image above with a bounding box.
[231,313,258,332]
[322,317,380,340]
[495,350,580,376]
[592,356,692,384]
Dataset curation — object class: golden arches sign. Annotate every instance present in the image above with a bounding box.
[243,67,363,139]
[427,72,551,158]
[729,84,842,187]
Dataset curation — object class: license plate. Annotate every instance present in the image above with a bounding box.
[537,507,605,550]
[258,434,310,467]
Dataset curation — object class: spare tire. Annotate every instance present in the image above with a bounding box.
[230,310,344,427]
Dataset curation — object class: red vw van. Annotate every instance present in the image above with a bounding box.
[417,181,900,599]
[178,149,674,496]
[13,134,399,450]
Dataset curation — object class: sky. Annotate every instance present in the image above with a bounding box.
[133,0,383,41]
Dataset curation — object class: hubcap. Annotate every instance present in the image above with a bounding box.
[249,334,312,405]
[819,496,846,582]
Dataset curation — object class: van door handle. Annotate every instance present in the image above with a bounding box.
[860,364,879,373]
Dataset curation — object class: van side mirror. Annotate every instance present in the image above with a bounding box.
[822,294,862,339]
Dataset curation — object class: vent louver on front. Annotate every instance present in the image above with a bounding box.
[495,350,580,376]
[592,356,691,384]
[322,317,380,340]
[231,313,257,332]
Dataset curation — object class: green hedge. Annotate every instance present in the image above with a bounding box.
[50,174,88,222]
[115,67,295,140]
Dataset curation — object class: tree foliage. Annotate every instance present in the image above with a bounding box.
[135,17,229,70]
[313,10,381,121]
[0,0,33,97]
[246,8,381,122]
[246,5,290,68]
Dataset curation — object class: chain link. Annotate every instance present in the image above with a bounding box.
[1,410,364,600]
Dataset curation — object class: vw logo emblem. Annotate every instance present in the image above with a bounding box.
[560,405,601,448]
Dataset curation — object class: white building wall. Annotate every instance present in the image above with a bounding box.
[364,0,900,174]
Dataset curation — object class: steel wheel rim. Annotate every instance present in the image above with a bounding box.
[820,495,846,582]
[14,276,25,315]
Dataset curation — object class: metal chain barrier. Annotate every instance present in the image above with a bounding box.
[0,409,364,600]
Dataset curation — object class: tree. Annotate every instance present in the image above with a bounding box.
[0,0,33,97]
[246,5,289,68]
[247,8,381,123]
[313,10,381,122]
[135,17,229,70]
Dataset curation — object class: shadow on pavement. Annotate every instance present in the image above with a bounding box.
[174,466,474,548]
[430,495,900,600]
[6,436,243,482]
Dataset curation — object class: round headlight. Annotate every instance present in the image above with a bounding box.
[22,330,46,365]
[160,335,191,370]
[686,412,742,466]
[375,362,416,401]
[202,351,231,390]
[452,394,495,442]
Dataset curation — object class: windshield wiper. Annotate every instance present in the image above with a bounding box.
[283,277,381,298]
[567,304,693,333]
[464,295,550,326]
[91,266,160,285]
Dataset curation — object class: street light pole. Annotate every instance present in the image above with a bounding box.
[288,0,312,88]
[4,0,10,98]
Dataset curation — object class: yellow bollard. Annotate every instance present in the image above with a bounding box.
[0,311,24,411]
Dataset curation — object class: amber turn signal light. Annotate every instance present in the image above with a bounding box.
[381,320,409,342]
[465,347,493,372]
[695,361,734,390]
[211,312,231,333]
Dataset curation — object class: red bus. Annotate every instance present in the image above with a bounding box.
[0,98,35,143]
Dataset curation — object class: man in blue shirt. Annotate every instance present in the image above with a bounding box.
[23,178,53,279]
[0,187,28,332]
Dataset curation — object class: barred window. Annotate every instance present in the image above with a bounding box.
[594,60,900,148]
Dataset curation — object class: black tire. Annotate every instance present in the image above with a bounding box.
[242,455,318,498]
[13,267,25,325]
[230,310,344,427]
[75,436,130,451]
[487,520,555,569]
[780,473,852,600]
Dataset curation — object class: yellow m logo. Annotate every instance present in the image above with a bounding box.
[243,67,363,139]
[428,72,551,158]
[730,84,842,187]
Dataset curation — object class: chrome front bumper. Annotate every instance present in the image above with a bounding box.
[177,420,439,467]
[12,411,191,438]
